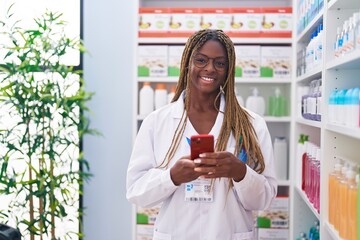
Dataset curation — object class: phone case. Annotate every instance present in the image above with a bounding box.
[190,134,214,160]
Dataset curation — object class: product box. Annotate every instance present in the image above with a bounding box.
[168,45,185,76]
[257,228,289,240]
[136,224,154,240]
[228,8,262,37]
[199,8,232,32]
[168,8,201,37]
[138,45,168,77]
[260,7,292,38]
[138,8,170,37]
[260,46,291,78]
[257,196,289,229]
[234,45,261,78]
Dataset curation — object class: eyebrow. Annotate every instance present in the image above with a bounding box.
[195,52,227,59]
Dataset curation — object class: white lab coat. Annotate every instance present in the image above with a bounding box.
[126,91,277,240]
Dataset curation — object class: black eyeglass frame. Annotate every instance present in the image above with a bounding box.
[192,52,228,71]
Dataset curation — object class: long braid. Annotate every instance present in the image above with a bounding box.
[160,29,265,176]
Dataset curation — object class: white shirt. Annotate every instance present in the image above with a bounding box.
[126,91,277,240]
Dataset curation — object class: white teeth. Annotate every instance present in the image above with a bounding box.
[201,76,214,82]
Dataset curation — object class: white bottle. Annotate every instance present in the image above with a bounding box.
[235,87,244,106]
[273,137,288,180]
[167,85,176,104]
[139,82,154,116]
[154,83,168,110]
[245,87,265,116]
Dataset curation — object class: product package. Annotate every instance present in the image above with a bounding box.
[168,8,201,37]
[138,45,168,77]
[168,45,185,76]
[229,8,262,37]
[260,46,292,78]
[235,45,261,77]
[138,8,170,37]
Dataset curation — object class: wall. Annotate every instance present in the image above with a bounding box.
[83,1,137,239]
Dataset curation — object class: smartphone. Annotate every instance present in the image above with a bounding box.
[190,134,214,160]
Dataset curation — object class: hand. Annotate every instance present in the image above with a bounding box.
[170,155,204,186]
[193,151,247,182]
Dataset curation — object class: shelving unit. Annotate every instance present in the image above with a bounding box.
[291,0,360,238]
[134,0,295,239]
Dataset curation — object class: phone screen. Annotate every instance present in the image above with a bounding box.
[190,134,214,160]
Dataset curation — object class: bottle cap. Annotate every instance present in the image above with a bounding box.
[156,83,166,90]
[170,85,176,93]
[143,82,151,86]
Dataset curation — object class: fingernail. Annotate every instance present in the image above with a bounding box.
[199,153,205,157]
[194,168,200,172]
[194,159,201,164]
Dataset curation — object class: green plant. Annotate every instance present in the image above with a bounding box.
[0,5,95,240]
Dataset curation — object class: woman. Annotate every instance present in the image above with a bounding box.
[127,29,277,240]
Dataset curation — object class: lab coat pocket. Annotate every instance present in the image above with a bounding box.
[153,230,172,240]
[232,230,254,240]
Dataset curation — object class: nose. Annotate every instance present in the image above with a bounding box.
[203,59,216,72]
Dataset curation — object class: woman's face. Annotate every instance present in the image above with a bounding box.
[189,39,228,96]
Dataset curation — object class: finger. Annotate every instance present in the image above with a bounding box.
[194,158,218,166]
[194,166,216,173]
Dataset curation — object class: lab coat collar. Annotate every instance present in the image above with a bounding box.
[172,90,225,118]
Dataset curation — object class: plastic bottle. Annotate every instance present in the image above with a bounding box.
[315,79,322,121]
[308,221,319,240]
[235,87,244,106]
[344,88,353,127]
[269,88,286,116]
[139,82,154,116]
[356,11,360,50]
[167,85,176,104]
[328,160,342,226]
[154,83,167,110]
[315,24,323,68]
[334,164,347,231]
[357,167,360,240]
[296,232,308,240]
[273,137,288,180]
[245,87,265,116]
[328,89,337,124]
[349,88,359,128]
[297,134,308,188]
[334,27,341,57]
[336,164,349,235]
[346,170,357,240]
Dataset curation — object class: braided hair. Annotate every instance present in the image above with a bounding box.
[159,29,265,175]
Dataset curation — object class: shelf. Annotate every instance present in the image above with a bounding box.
[139,37,292,45]
[325,123,360,140]
[328,0,360,10]
[326,50,360,70]
[296,9,324,43]
[296,118,322,128]
[296,66,322,83]
[138,77,292,83]
[138,115,292,122]
[278,180,291,186]
[264,116,291,122]
[295,186,320,220]
[324,222,342,240]
[236,78,292,83]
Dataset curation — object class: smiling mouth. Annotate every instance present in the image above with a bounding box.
[201,76,215,82]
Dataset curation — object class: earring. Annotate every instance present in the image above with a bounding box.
[220,85,225,94]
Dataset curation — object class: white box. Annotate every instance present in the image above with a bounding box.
[257,196,289,229]
[257,228,289,240]
[200,8,232,32]
[235,45,261,78]
[261,8,292,34]
[260,46,292,78]
[168,8,201,34]
[230,8,262,34]
[138,46,168,77]
[168,45,185,76]
[139,8,170,35]
[136,224,154,240]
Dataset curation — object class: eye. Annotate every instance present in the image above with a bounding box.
[214,60,227,68]
[195,57,207,64]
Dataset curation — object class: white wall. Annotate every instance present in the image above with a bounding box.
[83,1,137,239]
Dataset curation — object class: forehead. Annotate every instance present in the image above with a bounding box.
[196,40,227,58]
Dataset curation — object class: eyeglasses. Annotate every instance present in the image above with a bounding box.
[193,53,228,71]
